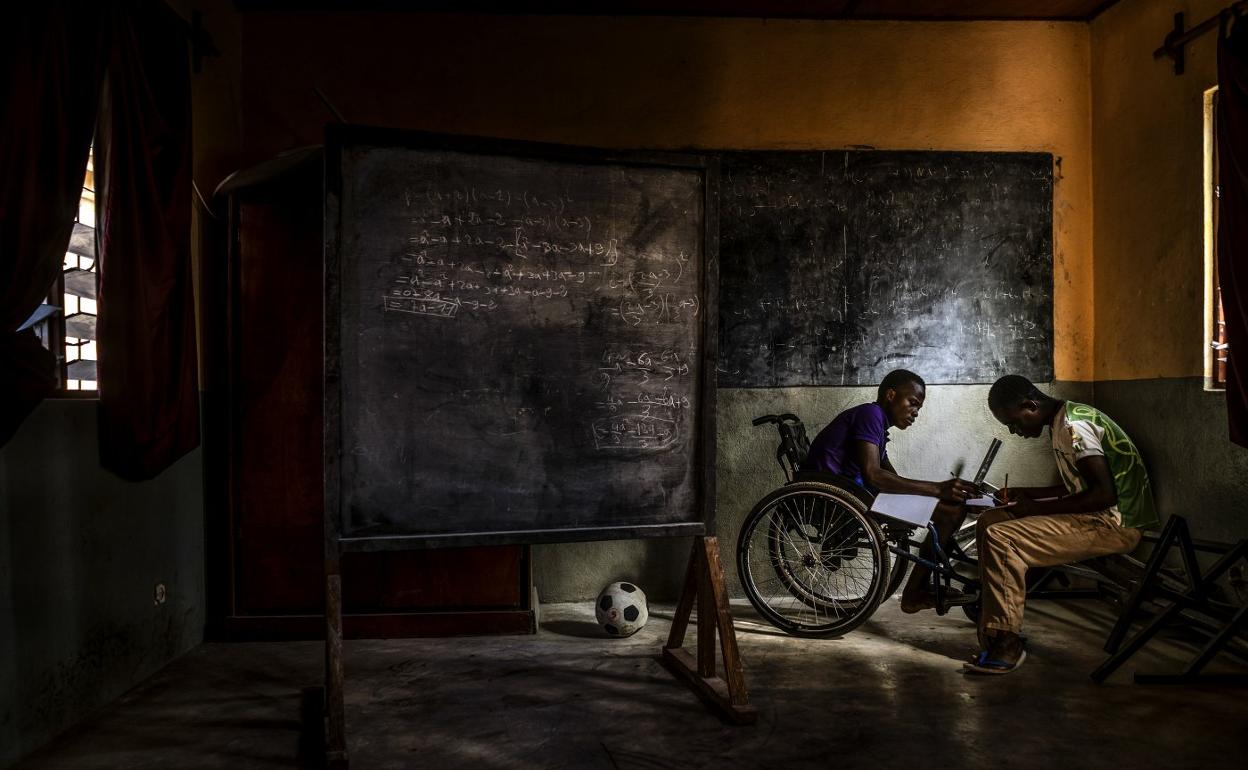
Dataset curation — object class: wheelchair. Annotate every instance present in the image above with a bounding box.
[736,413,983,638]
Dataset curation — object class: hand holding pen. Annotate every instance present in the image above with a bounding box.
[992,473,1011,505]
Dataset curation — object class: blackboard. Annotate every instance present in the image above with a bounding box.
[717,151,1053,388]
[324,127,717,550]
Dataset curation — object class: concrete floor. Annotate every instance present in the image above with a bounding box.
[15,596,1248,770]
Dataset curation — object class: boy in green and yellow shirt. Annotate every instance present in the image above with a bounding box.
[967,375,1159,674]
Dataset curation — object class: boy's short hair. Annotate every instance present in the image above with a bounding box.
[988,374,1050,411]
[877,369,925,401]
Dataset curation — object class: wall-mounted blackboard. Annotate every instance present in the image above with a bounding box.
[717,151,1053,388]
[325,127,717,550]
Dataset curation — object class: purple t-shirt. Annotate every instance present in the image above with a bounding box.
[803,402,890,491]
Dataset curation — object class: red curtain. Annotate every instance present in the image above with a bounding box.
[96,1,199,480]
[1219,13,1248,448]
[0,4,110,446]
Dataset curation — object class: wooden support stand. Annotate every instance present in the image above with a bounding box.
[302,570,349,769]
[324,571,348,768]
[308,537,753,766]
[660,536,757,724]
[1092,515,1248,685]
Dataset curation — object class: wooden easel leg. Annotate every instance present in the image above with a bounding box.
[1130,543,1248,685]
[697,553,717,678]
[659,536,757,724]
[1173,603,1248,679]
[1104,516,1185,654]
[1091,601,1185,683]
[701,539,750,705]
[666,539,700,650]
[1094,533,1248,685]
[325,571,349,768]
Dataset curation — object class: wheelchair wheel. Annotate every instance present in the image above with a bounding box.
[737,481,890,637]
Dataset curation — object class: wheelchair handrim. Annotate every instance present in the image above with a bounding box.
[737,483,888,635]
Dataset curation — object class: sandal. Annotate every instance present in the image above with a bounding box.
[962,649,1027,675]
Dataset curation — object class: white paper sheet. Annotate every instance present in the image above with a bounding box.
[965,495,998,508]
[869,493,940,526]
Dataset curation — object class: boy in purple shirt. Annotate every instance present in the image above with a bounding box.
[804,400,894,495]
[803,369,978,612]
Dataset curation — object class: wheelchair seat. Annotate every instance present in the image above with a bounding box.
[791,470,876,509]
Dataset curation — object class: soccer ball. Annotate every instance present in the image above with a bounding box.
[595,581,649,637]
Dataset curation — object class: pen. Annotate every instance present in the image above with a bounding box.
[1003,473,1009,504]
[949,471,962,503]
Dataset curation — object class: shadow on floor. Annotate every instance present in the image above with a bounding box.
[14,599,1248,770]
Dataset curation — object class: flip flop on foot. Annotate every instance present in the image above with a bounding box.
[962,649,1027,675]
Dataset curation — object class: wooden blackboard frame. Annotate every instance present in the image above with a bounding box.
[323,125,720,554]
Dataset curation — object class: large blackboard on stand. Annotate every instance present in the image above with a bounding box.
[718,151,1053,388]
[324,127,717,550]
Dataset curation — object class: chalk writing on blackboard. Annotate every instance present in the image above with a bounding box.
[718,150,1053,387]
[331,140,711,540]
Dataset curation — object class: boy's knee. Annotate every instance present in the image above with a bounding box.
[976,511,1008,535]
[977,515,1015,550]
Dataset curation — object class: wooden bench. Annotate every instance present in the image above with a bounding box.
[1088,515,1248,684]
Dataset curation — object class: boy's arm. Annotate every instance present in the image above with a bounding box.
[1005,484,1068,501]
[854,441,976,503]
[1009,455,1116,517]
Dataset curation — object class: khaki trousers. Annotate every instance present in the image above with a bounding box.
[975,508,1141,644]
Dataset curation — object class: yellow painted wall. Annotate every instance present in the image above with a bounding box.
[1091,0,1226,380]
[241,13,1094,381]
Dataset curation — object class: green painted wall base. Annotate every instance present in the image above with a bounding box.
[0,401,204,767]
[1094,378,1248,545]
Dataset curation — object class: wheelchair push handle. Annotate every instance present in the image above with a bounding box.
[752,413,812,482]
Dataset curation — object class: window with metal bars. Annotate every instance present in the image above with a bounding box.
[1214,267,1228,390]
[24,147,99,394]
[1209,88,1228,391]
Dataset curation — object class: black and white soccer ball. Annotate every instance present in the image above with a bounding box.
[595,581,649,637]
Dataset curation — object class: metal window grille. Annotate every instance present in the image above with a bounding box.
[1212,93,1228,390]
[27,147,99,394]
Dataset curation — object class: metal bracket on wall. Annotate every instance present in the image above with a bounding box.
[1154,2,1247,76]
[1156,12,1187,75]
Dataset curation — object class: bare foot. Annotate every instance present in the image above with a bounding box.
[899,592,935,614]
